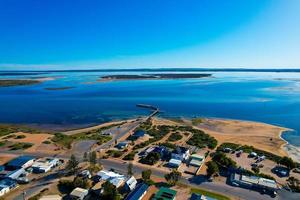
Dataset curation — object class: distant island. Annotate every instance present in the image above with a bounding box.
[100,73,211,81]
[44,86,75,91]
[0,79,41,87]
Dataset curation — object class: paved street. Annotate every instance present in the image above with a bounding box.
[100,159,300,200]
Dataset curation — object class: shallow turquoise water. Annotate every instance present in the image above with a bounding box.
[0,71,299,147]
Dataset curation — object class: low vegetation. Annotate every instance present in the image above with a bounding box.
[9,142,33,150]
[51,125,114,149]
[140,152,161,165]
[164,169,181,186]
[0,124,40,137]
[42,140,51,144]
[211,151,237,169]
[167,132,182,142]
[15,134,26,139]
[183,126,217,149]
[287,177,300,192]
[123,151,137,160]
[106,150,123,158]
[191,118,204,125]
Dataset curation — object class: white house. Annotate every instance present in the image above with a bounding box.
[32,158,59,173]
[125,176,137,191]
[97,170,125,188]
[171,147,190,161]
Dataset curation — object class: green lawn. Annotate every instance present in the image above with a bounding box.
[190,188,231,200]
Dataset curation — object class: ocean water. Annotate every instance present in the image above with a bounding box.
[0,71,300,147]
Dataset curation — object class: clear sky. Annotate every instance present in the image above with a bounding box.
[0,0,299,70]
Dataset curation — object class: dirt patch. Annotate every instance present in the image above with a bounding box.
[0,132,60,154]
[0,153,18,165]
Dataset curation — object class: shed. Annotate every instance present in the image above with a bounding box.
[70,187,89,200]
[6,155,35,170]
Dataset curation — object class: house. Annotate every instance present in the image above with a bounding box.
[116,141,130,149]
[125,183,149,200]
[0,178,17,196]
[152,187,177,200]
[39,194,62,200]
[0,168,26,180]
[96,170,125,188]
[152,146,170,158]
[125,176,137,191]
[168,158,182,168]
[70,187,89,200]
[189,154,204,167]
[0,185,9,197]
[6,156,35,170]
[31,157,59,173]
[171,147,190,161]
[0,179,17,189]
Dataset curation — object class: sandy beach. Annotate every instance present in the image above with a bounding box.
[187,118,297,157]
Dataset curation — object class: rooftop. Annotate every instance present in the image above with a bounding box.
[153,187,177,200]
[6,155,35,168]
[70,187,88,197]
[125,183,149,200]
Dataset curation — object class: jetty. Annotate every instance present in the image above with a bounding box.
[136,104,160,119]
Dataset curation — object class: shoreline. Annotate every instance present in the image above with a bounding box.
[1,116,299,162]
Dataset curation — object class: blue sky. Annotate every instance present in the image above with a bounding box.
[0,0,299,70]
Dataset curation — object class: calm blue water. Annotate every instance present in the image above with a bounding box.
[0,71,300,147]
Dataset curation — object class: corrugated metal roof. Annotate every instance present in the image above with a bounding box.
[7,156,35,168]
[125,183,149,200]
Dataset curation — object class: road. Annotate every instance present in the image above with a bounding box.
[100,159,300,200]
[94,119,143,151]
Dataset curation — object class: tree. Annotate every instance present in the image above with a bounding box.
[141,152,161,165]
[102,181,120,200]
[164,169,181,186]
[279,156,296,169]
[66,154,79,174]
[142,169,152,181]
[206,161,219,177]
[73,177,90,189]
[83,152,88,161]
[127,162,133,176]
[89,151,97,165]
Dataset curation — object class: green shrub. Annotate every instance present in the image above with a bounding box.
[15,135,26,139]
[9,142,33,150]
[167,132,182,142]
